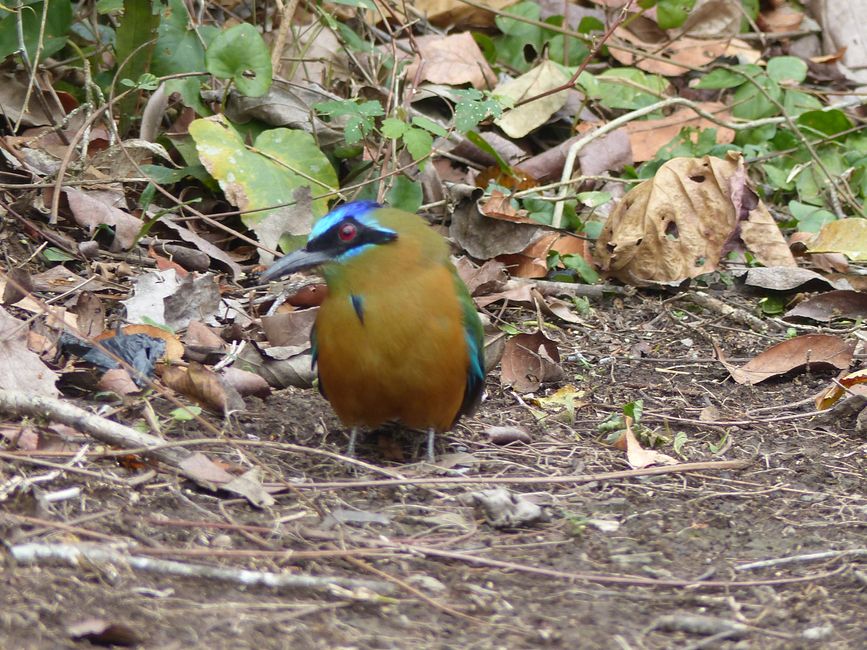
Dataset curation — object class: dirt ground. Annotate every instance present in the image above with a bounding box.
[2,291,865,649]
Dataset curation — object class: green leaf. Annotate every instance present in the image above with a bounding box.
[731,74,781,119]
[452,89,504,133]
[316,99,384,145]
[380,117,407,139]
[655,0,696,29]
[694,68,746,90]
[0,0,73,62]
[153,0,218,76]
[782,90,822,117]
[171,405,202,421]
[41,247,76,262]
[560,253,600,284]
[327,0,376,8]
[594,68,669,111]
[403,127,433,164]
[411,115,448,137]
[788,200,837,233]
[386,175,423,213]
[796,109,853,137]
[96,0,123,13]
[767,56,807,84]
[115,0,160,133]
[623,399,644,423]
[206,22,272,97]
[189,116,338,244]
[576,191,612,208]
[140,164,192,184]
[493,1,542,71]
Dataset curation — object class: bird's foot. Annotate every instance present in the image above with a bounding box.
[347,427,359,457]
[425,428,436,464]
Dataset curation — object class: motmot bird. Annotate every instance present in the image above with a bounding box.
[262,201,485,461]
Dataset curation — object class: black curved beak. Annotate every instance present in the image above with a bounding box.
[260,248,335,282]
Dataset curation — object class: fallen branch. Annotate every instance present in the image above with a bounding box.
[735,548,867,571]
[0,389,272,506]
[10,542,395,597]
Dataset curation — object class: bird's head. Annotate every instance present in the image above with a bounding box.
[260,201,398,282]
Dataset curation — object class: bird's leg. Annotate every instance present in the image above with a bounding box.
[347,427,359,457]
[426,428,436,464]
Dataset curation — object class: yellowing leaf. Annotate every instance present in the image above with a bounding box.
[807,218,867,261]
[189,115,338,262]
[494,61,570,138]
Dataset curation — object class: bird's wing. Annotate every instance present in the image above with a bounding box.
[454,271,485,421]
[310,321,327,399]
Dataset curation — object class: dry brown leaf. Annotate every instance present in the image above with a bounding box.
[784,290,867,323]
[486,425,532,445]
[449,195,543,260]
[500,331,563,393]
[370,0,515,28]
[716,334,855,385]
[816,368,867,410]
[97,368,140,396]
[596,153,795,286]
[261,308,318,348]
[478,190,530,223]
[404,33,496,89]
[807,218,867,261]
[64,188,142,250]
[615,419,678,470]
[611,29,759,76]
[758,5,804,32]
[161,362,245,414]
[183,320,226,349]
[494,61,571,138]
[221,366,272,398]
[454,258,508,296]
[74,292,106,338]
[611,103,734,162]
[2,268,32,305]
[0,307,59,396]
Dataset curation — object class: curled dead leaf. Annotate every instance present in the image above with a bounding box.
[500,331,563,393]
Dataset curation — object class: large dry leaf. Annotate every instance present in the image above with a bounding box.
[784,290,867,323]
[0,307,58,396]
[161,362,245,415]
[807,218,867,262]
[63,188,142,250]
[449,189,543,259]
[716,334,855,385]
[404,33,496,89]
[494,61,571,138]
[611,29,760,76]
[369,0,515,28]
[596,153,795,286]
[500,331,563,393]
[261,308,318,348]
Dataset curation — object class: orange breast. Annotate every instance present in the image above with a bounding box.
[314,263,468,432]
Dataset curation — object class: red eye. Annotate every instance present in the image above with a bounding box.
[338,222,357,242]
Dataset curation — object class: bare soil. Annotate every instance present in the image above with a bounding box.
[2,291,865,649]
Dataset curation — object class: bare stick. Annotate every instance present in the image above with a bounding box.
[735,549,867,571]
[10,542,395,596]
